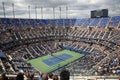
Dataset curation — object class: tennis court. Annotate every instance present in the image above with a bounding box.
[28,50,84,73]
[43,53,73,66]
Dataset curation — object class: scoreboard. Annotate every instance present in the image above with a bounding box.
[91,9,108,18]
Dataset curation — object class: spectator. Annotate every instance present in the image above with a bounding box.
[42,74,48,80]
[60,69,70,80]
[16,72,24,80]
[28,73,34,80]
[48,73,53,80]
[38,72,43,80]
[0,73,9,80]
[25,72,35,80]
[53,75,59,80]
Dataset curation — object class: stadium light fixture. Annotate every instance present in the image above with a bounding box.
[53,7,55,19]
[2,2,6,18]
[12,3,15,18]
[59,7,61,19]
[35,6,37,19]
[41,7,43,19]
[66,6,68,19]
[28,5,31,19]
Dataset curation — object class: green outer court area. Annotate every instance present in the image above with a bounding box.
[28,50,84,73]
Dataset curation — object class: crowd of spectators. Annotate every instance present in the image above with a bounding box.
[53,42,107,76]
[0,24,120,76]
[5,41,61,74]
[0,69,70,80]
[95,52,120,76]
[1,27,120,51]
[0,58,14,74]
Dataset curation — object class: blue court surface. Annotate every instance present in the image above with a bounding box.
[42,53,73,66]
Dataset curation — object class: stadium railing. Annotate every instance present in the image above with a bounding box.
[0,75,119,80]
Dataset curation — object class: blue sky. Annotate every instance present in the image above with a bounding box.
[0,0,120,19]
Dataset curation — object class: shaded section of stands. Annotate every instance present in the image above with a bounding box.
[63,46,90,55]
[0,52,6,58]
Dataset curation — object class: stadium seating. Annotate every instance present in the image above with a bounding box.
[1,16,120,30]
[0,16,120,77]
[98,17,110,28]
[89,18,101,27]
[109,16,120,27]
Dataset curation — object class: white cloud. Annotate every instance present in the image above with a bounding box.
[0,0,119,18]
